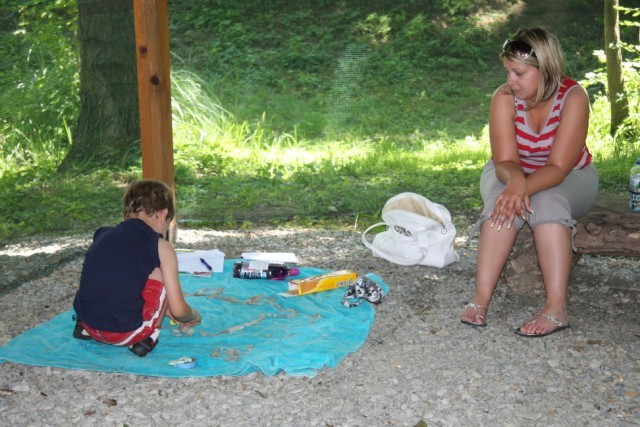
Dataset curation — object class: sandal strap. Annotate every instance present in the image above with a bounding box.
[539,313,568,327]
[464,302,487,309]
[524,313,568,327]
[464,303,487,321]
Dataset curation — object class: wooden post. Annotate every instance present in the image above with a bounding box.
[133,0,177,241]
[133,0,174,187]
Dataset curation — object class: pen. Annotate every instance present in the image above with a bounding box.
[200,258,213,272]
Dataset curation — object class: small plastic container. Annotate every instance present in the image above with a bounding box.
[168,356,197,369]
[630,158,640,212]
[232,261,300,280]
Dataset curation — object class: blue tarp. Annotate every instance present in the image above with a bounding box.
[0,260,388,378]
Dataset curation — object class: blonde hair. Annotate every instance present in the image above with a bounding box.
[123,179,175,222]
[500,27,566,108]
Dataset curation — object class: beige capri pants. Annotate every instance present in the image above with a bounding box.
[475,160,599,250]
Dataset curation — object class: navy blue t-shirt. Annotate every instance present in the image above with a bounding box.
[73,219,162,332]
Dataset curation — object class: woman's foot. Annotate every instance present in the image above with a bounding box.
[514,313,570,337]
[460,302,488,327]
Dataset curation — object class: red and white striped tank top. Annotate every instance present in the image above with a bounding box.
[514,77,592,175]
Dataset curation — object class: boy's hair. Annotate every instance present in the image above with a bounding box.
[123,179,175,222]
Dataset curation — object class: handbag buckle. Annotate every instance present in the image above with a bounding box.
[393,225,412,237]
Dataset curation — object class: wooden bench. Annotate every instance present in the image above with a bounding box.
[503,193,640,293]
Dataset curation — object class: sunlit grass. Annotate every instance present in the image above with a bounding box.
[168,72,489,232]
[1,1,638,243]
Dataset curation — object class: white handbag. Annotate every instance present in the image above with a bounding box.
[361,192,459,268]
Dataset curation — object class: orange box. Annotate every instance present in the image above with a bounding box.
[287,270,357,296]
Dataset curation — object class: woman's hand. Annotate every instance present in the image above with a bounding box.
[490,177,532,231]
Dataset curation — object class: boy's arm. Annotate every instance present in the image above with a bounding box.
[157,238,201,325]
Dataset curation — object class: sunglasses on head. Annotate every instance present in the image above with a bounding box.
[502,39,536,59]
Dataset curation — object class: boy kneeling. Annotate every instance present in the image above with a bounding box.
[73,179,201,356]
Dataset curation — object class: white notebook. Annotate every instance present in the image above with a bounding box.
[241,252,298,264]
[177,249,225,276]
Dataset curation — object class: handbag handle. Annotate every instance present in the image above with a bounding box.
[361,222,427,266]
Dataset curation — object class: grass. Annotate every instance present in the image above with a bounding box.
[0,0,639,244]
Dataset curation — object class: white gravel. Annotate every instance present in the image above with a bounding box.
[0,226,638,426]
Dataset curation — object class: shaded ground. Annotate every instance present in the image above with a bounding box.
[0,222,637,426]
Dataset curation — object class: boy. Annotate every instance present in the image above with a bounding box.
[73,179,201,356]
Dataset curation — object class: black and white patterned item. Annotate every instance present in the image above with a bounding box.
[342,276,385,308]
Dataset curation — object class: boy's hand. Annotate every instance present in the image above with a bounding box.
[168,308,201,330]
[177,308,201,330]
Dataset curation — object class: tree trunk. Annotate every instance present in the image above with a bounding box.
[604,0,629,136]
[574,211,640,257]
[58,0,140,171]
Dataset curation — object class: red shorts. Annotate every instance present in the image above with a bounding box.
[81,279,167,346]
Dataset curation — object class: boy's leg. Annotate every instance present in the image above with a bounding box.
[127,276,168,355]
[79,275,168,355]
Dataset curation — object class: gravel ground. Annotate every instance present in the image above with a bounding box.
[0,226,638,426]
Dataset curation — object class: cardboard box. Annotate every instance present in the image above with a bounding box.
[287,270,357,296]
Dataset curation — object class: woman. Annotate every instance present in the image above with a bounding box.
[460,27,599,337]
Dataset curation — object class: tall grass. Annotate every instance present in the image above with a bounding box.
[169,67,489,231]
[0,0,79,176]
[1,0,639,243]
[583,44,640,190]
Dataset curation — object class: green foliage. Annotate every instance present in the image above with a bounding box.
[582,4,640,188]
[0,0,79,175]
[0,169,130,241]
[1,0,638,243]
